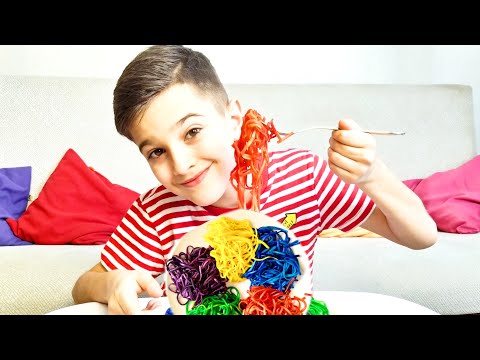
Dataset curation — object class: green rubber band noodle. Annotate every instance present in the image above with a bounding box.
[308,297,330,315]
[186,286,243,315]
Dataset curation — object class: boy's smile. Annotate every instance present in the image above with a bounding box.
[130,83,245,208]
[180,165,211,187]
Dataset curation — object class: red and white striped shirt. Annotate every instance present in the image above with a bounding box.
[101,148,375,295]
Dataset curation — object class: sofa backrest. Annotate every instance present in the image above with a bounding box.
[0,76,475,200]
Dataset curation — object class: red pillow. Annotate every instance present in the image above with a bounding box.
[6,149,140,245]
[403,155,480,234]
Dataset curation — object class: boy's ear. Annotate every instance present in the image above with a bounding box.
[227,98,243,138]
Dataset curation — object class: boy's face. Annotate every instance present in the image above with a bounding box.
[130,83,243,208]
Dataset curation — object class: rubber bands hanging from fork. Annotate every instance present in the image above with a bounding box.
[230,109,293,212]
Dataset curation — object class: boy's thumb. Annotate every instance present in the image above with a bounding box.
[338,118,361,131]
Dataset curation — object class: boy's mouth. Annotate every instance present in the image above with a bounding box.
[181,166,210,188]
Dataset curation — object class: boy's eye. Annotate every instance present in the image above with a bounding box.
[186,127,201,139]
[148,148,165,159]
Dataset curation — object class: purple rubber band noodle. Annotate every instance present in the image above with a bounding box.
[166,245,228,306]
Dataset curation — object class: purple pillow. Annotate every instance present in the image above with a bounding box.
[0,166,32,246]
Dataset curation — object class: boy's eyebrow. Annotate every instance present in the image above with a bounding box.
[138,112,202,153]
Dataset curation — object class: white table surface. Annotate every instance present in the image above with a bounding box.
[47,291,439,315]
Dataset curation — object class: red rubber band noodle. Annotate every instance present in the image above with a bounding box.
[230,109,293,212]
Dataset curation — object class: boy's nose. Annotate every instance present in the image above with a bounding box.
[170,148,194,175]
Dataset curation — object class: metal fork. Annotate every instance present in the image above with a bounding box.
[277,126,406,136]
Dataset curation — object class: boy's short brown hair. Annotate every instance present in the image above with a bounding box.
[113,45,229,140]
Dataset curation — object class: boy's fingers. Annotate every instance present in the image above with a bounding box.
[109,291,142,315]
[338,118,361,131]
[137,271,163,297]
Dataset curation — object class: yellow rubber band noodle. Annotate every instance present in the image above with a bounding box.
[203,216,268,283]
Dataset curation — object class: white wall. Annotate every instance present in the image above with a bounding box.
[0,45,151,79]
[189,45,401,83]
[0,45,478,153]
[430,45,480,155]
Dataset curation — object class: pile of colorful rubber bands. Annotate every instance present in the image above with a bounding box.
[166,216,329,315]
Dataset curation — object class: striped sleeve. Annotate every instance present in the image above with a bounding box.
[314,154,376,232]
[100,188,165,277]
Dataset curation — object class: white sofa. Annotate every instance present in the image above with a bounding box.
[1,75,478,315]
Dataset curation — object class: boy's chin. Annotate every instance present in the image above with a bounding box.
[185,194,216,207]
[190,195,236,209]
[180,184,236,208]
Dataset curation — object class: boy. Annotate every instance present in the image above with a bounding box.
[72,45,437,314]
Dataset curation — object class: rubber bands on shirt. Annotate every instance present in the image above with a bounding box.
[230,109,293,212]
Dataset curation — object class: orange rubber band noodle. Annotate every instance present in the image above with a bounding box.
[230,109,293,212]
[239,282,309,315]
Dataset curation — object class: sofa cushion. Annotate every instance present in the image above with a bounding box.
[313,231,480,315]
[6,149,140,245]
[0,166,32,246]
[403,155,480,234]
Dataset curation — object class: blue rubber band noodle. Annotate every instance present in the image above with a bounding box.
[243,225,301,292]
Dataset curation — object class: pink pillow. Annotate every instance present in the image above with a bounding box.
[6,149,140,245]
[403,155,480,234]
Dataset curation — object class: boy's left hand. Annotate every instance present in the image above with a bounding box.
[327,118,377,185]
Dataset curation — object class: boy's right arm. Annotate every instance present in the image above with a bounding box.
[71,262,163,315]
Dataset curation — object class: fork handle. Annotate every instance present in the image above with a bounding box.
[363,130,406,135]
[294,126,405,136]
